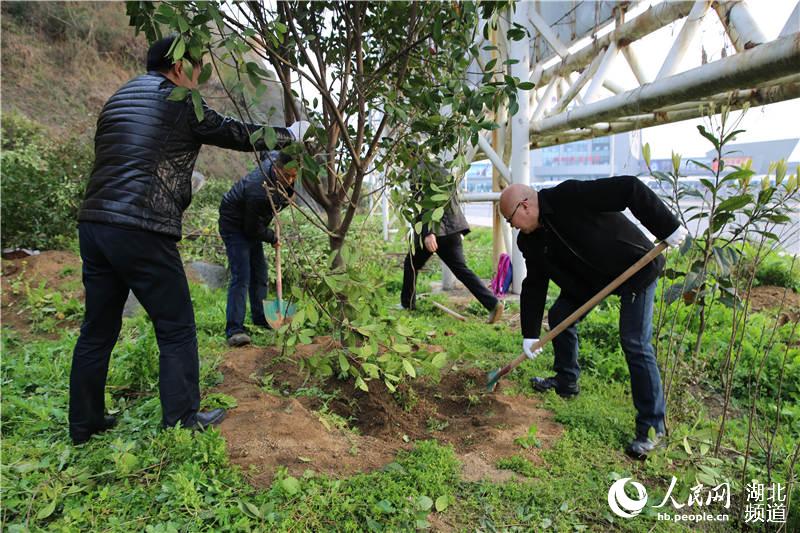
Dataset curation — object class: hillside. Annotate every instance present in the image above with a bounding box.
[0,1,283,181]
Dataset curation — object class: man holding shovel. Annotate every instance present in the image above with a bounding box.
[218,151,296,347]
[499,176,687,459]
[70,34,308,444]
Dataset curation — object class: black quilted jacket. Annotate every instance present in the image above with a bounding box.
[78,72,294,239]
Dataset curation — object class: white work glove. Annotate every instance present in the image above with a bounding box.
[523,338,543,360]
[288,120,311,141]
[665,226,688,247]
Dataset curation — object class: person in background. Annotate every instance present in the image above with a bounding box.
[401,160,504,323]
[69,33,309,445]
[499,176,687,459]
[218,151,296,347]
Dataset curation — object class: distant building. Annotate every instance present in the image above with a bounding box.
[464,131,643,192]
[648,138,799,176]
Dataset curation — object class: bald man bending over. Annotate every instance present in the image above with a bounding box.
[499,177,686,459]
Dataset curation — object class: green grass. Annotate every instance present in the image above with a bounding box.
[2,214,798,530]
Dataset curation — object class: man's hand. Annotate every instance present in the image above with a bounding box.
[665,226,688,247]
[523,338,543,360]
[288,120,310,141]
[272,240,281,249]
[424,234,438,253]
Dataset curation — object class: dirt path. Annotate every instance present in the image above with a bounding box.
[215,340,561,487]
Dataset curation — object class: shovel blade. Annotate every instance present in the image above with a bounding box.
[486,368,502,392]
[264,300,296,329]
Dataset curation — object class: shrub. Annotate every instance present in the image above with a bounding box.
[755,254,799,290]
[1,112,93,249]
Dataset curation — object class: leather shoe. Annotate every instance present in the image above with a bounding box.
[487,301,504,324]
[531,376,579,398]
[227,333,251,347]
[71,415,118,445]
[626,433,665,460]
[186,408,227,431]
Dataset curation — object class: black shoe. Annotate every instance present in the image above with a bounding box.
[531,376,579,398]
[71,415,118,445]
[626,433,665,460]
[186,408,227,431]
[227,333,251,347]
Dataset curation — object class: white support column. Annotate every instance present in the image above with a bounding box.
[713,0,768,52]
[382,174,389,241]
[622,44,649,85]
[528,6,570,58]
[780,1,800,38]
[551,52,604,115]
[477,134,512,182]
[530,76,559,121]
[510,2,531,294]
[583,43,618,104]
[656,0,711,80]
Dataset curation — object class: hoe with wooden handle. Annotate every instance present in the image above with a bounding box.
[486,242,668,392]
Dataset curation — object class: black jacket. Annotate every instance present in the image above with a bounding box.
[415,162,470,238]
[218,160,292,244]
[78,72,294,239]
[519,176,680,339]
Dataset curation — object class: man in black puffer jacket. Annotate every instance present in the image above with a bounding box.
[218,151,295,347]
[69,34,308,445]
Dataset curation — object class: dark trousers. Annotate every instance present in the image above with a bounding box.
[221,231,268,338]
[70,223,200,439]
[548,280,665,438]
[401,233,498,311]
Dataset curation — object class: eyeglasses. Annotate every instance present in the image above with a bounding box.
[505,198,527,224]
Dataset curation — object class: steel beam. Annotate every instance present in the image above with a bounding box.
[535,2,694,90]
[656,1,711,80]
[531,33,800,137]
[713,0,768,52]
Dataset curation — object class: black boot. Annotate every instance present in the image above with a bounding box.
[531,376,580,398]
[71,415,118,445]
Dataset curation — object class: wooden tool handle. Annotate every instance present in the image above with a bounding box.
[275,222,283,303]
[431,300,467,321]
[496,241,668,380]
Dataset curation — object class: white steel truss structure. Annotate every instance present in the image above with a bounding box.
[466,0,800,293]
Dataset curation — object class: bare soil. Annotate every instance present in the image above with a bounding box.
[1,251,83,337]
[215,339,561,487]
[747,285,800,327]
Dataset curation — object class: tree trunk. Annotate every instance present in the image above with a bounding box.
[326,204,344,269]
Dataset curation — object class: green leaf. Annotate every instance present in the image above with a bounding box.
[264,126,277,150]
[190,90,204,122]
[167,87,189,102]
[716,194,751,212]
[36,497,58,520]
[432,207,444,222]
[355,377,369,392]
[172,37,186,62]
[431,352,448,369]
[435,495,450,512]
[417,495,433,511]
[517,81,535,90]
[338,353,350,373]
[197,63,213,84]
[281,476,300,496]
[402,359,416,378]
[485,58,497,71]
[394,343,411,354]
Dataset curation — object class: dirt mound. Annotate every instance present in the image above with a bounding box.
[215,341,561,486]
[1,251,83,336]
[748,285,800,326]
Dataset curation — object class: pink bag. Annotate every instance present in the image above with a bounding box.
[490,253,512,297]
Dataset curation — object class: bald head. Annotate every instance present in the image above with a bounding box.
[499,184,539,233]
